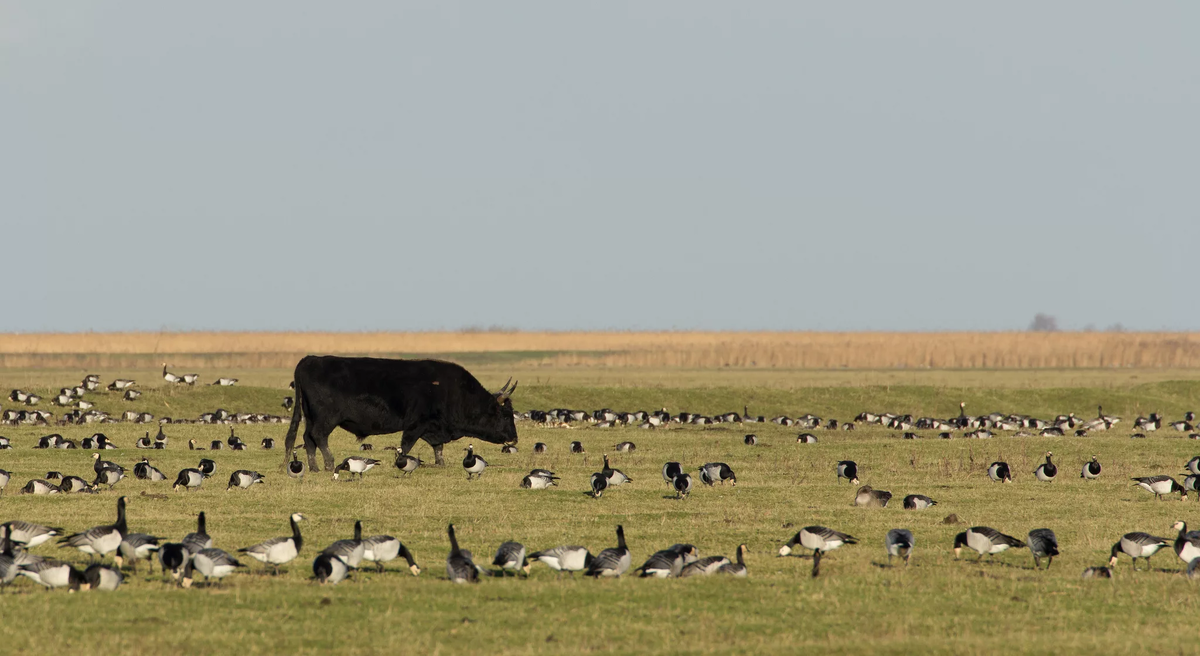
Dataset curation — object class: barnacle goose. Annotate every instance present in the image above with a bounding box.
[84,564,123,591]
[462,444,487,480]
[987,462,1012,483]
[322,520,365,569]
[1081,566,1113,579]
[117,533,162,571]
[601,454,631,486]
[1185,455,1200,476]
[796,433,818,444]
[1033,452,1057,482]
[680,553,730,578]
[227,470,265,490]
[158,543,191,580]
[0,468,9,495]
[60,496,128,560]
[492,541,529,576]
[1184,474,1200,498]
[522,469,559,489]
[333,457,380,481]
[362,534,420,574]
[903,494,937,510]
[261,438,275,450]
[779,526,857,578]
[20,560,86,590]
[836,460,859,484]
[672,472,693,499]
[613,441,636,453]
[1027,529,1059,570]
[1172,521,1200,567]
[162,364,182,384]
[570,441,586,454]
[854,485,892,508]
[1132,475,1187,501]
[445,524,478,583]
[182,373,199,385]
[123,389,142,401]
[312,552,350,585]
[698,462,736,486]
[288,453,305,479]
[590,472,609,498]
[173,468,205,491]
[212,378,238,386]
[533,442,548,454]
[637,544,699,578]
[198,459,217,477]
[187,548,242,586]
[662,462,683,487]
[92,452,125,489]
[1,521,63,548]
[21,479,59,495]
[586,525,631,578]
[238,513,306,575]
[135,433,154,449]
[1081,456,1102,480]
[210,440,224,451]
[885,529,914,566]
[953,526,1026,561]
[717,544,749,577]
[394,453,422,476]
[529,545,592,576]
[108,379,136,391]
[59,476,94,494]
[744,434,758,446]
[182,512,213,554]
[134,458,167,481]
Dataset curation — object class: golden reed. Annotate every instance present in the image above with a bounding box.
[1,332,1199,369]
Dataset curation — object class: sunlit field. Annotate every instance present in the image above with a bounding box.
[2,355,1200,654]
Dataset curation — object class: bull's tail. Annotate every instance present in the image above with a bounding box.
[283,381,304,463]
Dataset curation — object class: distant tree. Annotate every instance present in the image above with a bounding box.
[1029,313,1059,332]
[1106,323,1125,332]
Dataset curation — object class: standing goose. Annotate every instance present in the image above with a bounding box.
[91,453,125,489]
[187,548,243,587]
[902,494,937,510]
[462,444,487,480]
[672,472,693,499]
[637,543,699,578]
[1,521,63,548]
[117,533,163,571]
[854,485,892,508]
[1027,529,1059,570]
[227,470,266,490]
[1081,456,1102,480]
[333,457,380,481]
[162,364,182,384]
[361,535,420,575]
[836,461,859,485]
[394,453,422,476]
[261,438,276,450]
[662,462,683,487]
[953,527,1026,561]
[1132,475,1187,501]
[84,564,124,591]
[182,512,213,555]
[1171,521,1200,567]
[134,458,167,481]
[987,461,1012,483]
[312,552,350,585]
[585,525,631,578]
[445,524,478,583]
[238,513,306,575]
[601,454,632,486]
[717,544,749,577]
[288,453,305,480]
[173,468,205,492]
[528,545,592,576]
[779,526,858,578]
[321,520,366,569]
[158,543,191,581]
[590,472,609,499]
[492,541,529,577]
[60,496,128,561]
[698,462,736,486]
[1033,452,1057,482]
[885,529,914,567]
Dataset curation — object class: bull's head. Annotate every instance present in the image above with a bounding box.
[491,378,519,444]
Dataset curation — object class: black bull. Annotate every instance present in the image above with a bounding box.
[283,356,518,471]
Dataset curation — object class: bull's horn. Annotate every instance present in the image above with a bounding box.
[498,378,513,394]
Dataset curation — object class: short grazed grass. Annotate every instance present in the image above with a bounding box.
[1,376,1199,655]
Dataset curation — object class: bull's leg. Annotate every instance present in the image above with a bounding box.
[304,423,335,472]
[319,434,336,472]
[432,443,445,466]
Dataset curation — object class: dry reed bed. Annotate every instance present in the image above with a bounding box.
[2,332,1200,369]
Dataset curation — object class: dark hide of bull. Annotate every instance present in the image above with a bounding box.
[283,356,517,471]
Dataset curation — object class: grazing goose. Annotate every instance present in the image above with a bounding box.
[288,453,305,479]
[533,442,548,454]
[529,545,592,576]
[238,513,306,575]
[322,520,365,569]
[590,472,609,498]
[1183,474,1200,499]
[83,563,123,591]
[854,485,892,508]
[182,373,199,385]
[117,533,162,571]
[281,396,294,412]
[613,441,636,453]
[796,433,818,444]
[227,470,265,490]
[779,526,858,578]
[885,529,914,566]
[1027,529,1059,570]
[637,543,699,578]
[0,468,8,495]
[1186,455,1200,476]
[492,541,529,576]
[1033,452,1057,482]
[601,454,631,486]
[134,458,167,481]
[198,459,217,477]
[1,521,63,548]
[212,378,238,386]
[60,496,128,560]
[836,460,859,485]
[173,468,205,492]
[499,444,517,454]
[1172,521,1200,567]
[361,535,420,574]
[312,552,350,585]
[662,462,683,487]
[953,527,1026,561]
[92,467,124,490]
[182,512,213,555]
[1081,566,1113,579]
[570,441,586,454]
[158,543,191,580]
[462,444,487,480]
[261,438,276,450]
[187,548,242,586]
[333,457,380,481]
[717,544,749,577]
[903,494,937,510]
[680,553,730,578]
[394,453,422,476]
[445,524,478,583]
[59,476,95,494]
[20,560,87,590]
[1081,456,1102,480]
[123,389,142,401]
[987,461,1012,483]
[21,479,58,495]
[209,440,224,451]
[672,472,694,499]
[744,434,758,446]
[586,525,631,578]
[698,462,736,486]
[108,379,136,391]
[1132,475,1187,501]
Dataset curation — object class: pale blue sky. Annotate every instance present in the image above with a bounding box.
[3,2,1197,332]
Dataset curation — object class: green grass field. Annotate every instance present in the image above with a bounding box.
[1,368,1199,654]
